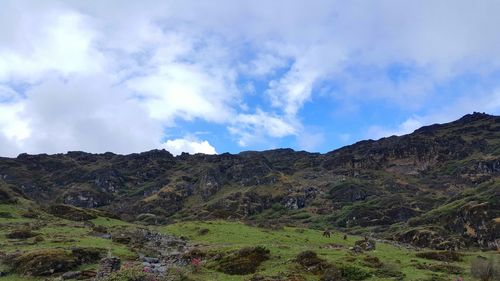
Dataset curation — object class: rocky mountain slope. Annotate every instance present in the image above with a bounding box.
[0,112,499,250]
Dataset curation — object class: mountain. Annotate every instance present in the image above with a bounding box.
[0,112,499,250]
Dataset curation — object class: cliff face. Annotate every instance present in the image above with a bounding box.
[1,112,499,249]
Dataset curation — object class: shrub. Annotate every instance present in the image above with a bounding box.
[471,257,500,281]
[415,262,462,274]
[339,265,371,280]
[363,256,383,268]
[0,211,13,218]
[375,263,405,279]
[320,267,343,281]
[0,187,16,204]
[6,229,39,239]
[197,228,210,235]
[416,251,462,262]
[216,246,270,275]
[48,204,97,221]
[295,251,329,274]
[104,265,149,281]
[71,247,106,264]
[20,210,39,218]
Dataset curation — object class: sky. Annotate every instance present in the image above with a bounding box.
[1,0,500,157]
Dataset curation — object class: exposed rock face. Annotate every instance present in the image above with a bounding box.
[61,188,112,208]
[0,112,499,249]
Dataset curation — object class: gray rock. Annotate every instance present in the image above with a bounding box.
[62,271,81,280]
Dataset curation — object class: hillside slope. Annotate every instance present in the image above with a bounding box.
[0,112,499,250]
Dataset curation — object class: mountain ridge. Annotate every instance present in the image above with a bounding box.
[0,112,499,251]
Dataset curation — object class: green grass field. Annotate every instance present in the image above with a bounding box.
[1,202,497,281]
[159,220,497,281]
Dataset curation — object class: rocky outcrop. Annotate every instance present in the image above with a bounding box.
[60,188,112,208]
[283,187,317,209]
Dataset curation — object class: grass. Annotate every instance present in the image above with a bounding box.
[158,220,495,281]
[2,204,497,281]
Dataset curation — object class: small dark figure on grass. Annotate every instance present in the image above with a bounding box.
[323,229,331,238]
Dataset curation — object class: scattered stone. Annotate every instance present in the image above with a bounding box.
[81,270,97,279]
[95,257,121,279]
[354,238,376,251]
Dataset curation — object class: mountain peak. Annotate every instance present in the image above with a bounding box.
[457,111,496,123]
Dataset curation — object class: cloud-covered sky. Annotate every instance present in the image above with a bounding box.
[1,0,500,157]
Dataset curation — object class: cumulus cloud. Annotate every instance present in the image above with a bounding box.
[228,110,298,146]
[161,138,217,156]
[0,5,104,82]
[1,0,500,156]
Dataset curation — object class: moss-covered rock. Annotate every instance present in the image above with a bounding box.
[8,249,77,276]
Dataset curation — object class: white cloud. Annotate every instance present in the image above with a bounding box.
[367,117,423,140]
[0,102,30,142]
[229,110,298,146]
[0,6,104,82]
[2,75,164,156]
[161,138,217,155]
[127,62,237,124]
[297,130,325,151]
[367,88,500,140]
[1,0,500,155]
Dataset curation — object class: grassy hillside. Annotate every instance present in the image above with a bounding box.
[1,200,498,281]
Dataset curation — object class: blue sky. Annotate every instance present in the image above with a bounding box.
[1,0,500,156]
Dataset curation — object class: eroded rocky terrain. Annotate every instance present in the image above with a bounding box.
[0,112,499,251]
